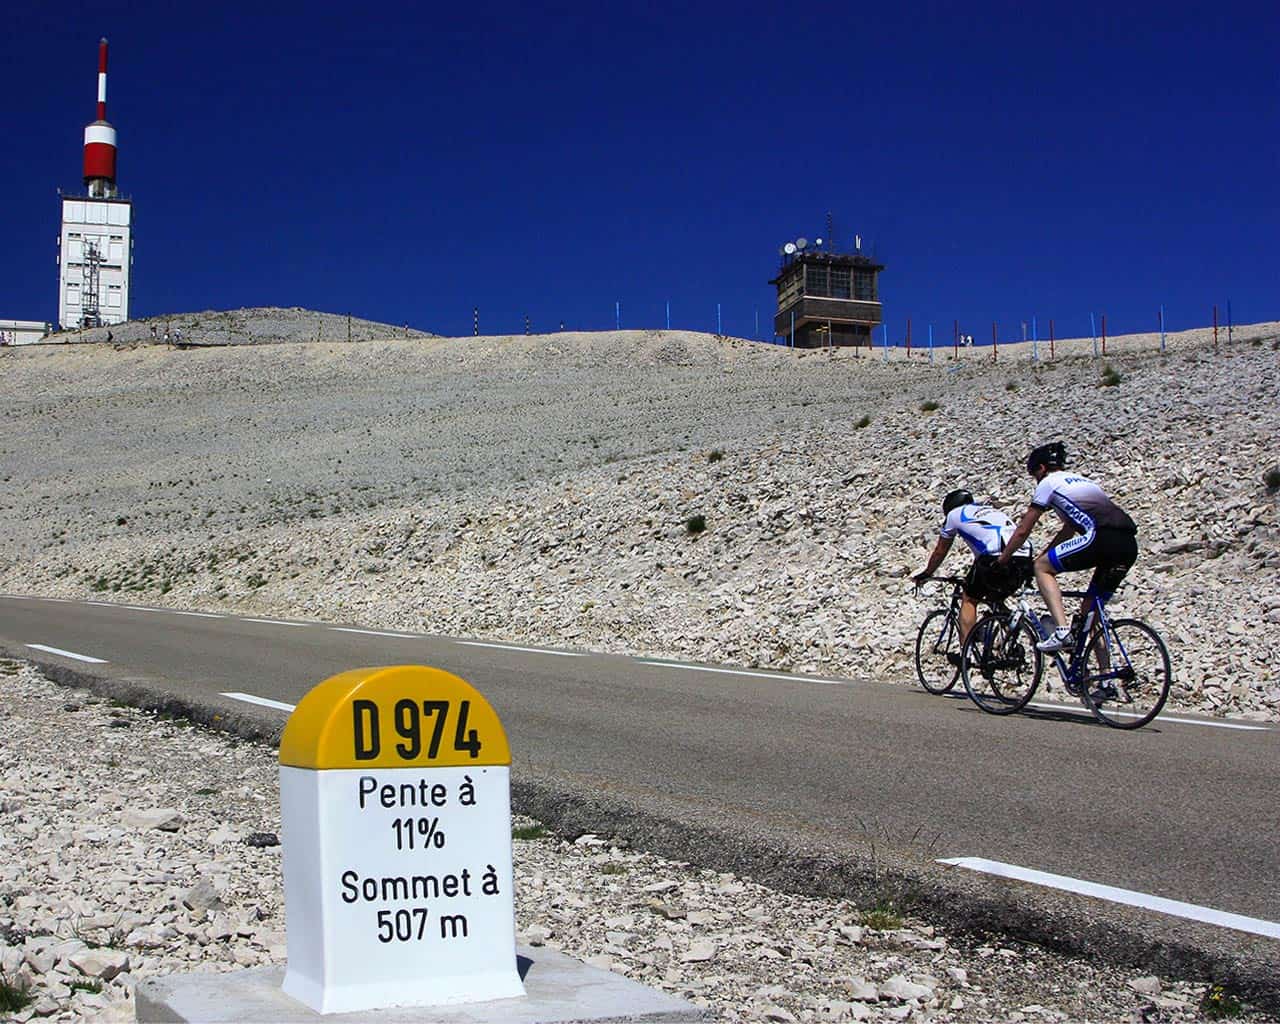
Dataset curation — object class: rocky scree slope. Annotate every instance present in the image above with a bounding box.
[1,326,1277,721]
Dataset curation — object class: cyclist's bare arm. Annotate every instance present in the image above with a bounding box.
[916,536,954,582]
[999,507,1043,564]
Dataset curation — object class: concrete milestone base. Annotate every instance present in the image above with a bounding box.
[134,945,709,1023]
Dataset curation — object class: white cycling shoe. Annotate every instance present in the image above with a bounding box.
[1036,626,1073,653]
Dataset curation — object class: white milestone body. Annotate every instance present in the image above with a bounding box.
[281,763,523,1014]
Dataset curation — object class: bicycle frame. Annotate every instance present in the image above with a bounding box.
[993,588,1146,701]
[921,575,1016,655]
[1006,587,1113,695]
[918,577,966,626]
[912,576,973,695]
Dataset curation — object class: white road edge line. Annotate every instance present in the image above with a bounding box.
[244,618,309,627]
[330,627,419,639]
[638,660,844,684]
[24,643,107,664]
[221,692,296,713]
[1025,700,1269,731]
[455,641,584,657]
[117,605,224,619]
[938,857,1280,940]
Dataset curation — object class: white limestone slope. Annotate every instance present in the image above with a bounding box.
[1,321,1277,720]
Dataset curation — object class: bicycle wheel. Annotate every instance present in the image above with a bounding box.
[960,611,1043,715]
[1081,618,1172,729]
[914,608,960,695]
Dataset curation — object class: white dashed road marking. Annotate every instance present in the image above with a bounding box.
[330,627,419,639]
[221,692,296,713]
[938,857,1280,939]
[639,660,846,685]
[455,641,585,657]
[244,618,310,627]
[24,643,107,664]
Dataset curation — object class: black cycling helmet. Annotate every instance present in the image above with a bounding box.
[942,489,973,515]
[1026,441,1067,475]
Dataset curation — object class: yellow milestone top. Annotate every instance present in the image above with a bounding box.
[279,665,511,770]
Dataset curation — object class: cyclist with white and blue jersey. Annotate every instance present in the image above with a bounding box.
[914,489,1034,649]
[998,441,1138,652]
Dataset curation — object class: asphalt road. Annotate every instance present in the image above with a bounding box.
[3,593,1278,992]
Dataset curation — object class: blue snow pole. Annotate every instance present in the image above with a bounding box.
[1090,312,1098,358]
[616,301,621,330]
[717,303,722,336]
[665,301,670,330]
[882,321,889,361]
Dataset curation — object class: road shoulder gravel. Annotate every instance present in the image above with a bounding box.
[3,657,1275,1023]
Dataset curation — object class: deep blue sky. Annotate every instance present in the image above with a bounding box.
[5,1,1277,341]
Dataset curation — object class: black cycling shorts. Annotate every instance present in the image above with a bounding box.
[1047,526,1138,600]
[964,554,1033,603]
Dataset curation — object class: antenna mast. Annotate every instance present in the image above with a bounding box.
[81,241,103,328]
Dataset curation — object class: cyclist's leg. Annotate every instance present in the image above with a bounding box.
[1040,528,1096,628]
[1084,530,1138,607]
[958,594,978,644]
[1081,531,1139,687]
[959,560,986,644]
[1033,551,1068,628]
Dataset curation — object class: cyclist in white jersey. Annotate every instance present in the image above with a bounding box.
[914,489,1034,649]
[998,441,1138,652]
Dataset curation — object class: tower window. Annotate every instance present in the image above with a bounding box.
[805,265,829,297]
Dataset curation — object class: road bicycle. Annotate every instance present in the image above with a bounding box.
[913,576,969,695]
[959,585,1172,729]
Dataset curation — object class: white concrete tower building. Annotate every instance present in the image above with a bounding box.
[58,38,133,329]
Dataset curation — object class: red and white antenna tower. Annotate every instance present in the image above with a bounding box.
[82,38,118,198]
[57,36,133,330]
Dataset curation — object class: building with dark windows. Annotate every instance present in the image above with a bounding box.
[770,241,884,347]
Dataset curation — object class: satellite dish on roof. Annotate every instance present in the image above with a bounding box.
[796,238,808,250]
[816,237,824,247]
[784,242,797,255]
